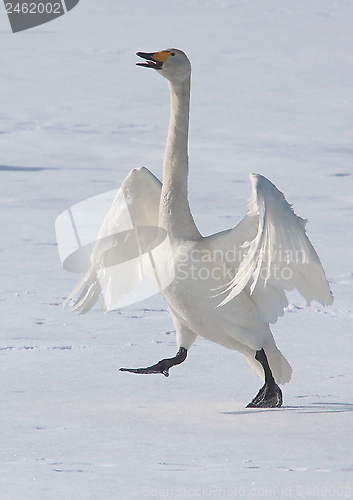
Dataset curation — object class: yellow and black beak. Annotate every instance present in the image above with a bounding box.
[136,50,170,69]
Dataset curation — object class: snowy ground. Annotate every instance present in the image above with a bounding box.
[1,1,353,498]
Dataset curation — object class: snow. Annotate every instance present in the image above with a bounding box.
[0,0,352,498]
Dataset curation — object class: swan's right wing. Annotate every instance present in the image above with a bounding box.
[64,167,164,314]
[210,174,333,323]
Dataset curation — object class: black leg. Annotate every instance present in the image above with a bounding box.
[246,348,283,408]
[119,347,187,377]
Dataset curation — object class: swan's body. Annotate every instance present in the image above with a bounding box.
[65,49,333,407]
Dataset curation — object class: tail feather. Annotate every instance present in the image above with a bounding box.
[245,340,292,385]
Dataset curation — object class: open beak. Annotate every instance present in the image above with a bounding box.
[136,50,170,69]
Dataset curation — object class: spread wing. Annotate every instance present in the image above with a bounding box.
[61,167,165,314]
[214,174,333,323]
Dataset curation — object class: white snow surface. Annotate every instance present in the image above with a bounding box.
[1,1,352,498]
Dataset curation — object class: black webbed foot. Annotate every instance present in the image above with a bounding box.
[246,348,283,408]
[246,383,283,408]
[119,347,187,377]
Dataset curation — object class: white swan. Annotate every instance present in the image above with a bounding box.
[65,49,333,407]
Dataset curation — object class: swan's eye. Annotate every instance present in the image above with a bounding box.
[170,52,175,56]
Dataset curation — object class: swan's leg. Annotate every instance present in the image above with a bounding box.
[119,313,197,378]
[120,347,187,377]
[246,348,283,408]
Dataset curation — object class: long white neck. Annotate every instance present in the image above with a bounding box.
[159,76,200,241]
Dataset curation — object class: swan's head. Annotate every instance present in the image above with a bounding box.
[136,49,191,83]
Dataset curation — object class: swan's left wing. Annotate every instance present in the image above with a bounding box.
[215,174,333,323]
[61,167,170,314]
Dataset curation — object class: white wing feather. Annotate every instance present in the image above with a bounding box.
[218,174,333,322]
[64,167,162,314]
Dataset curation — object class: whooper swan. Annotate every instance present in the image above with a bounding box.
[64,49,333,408]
